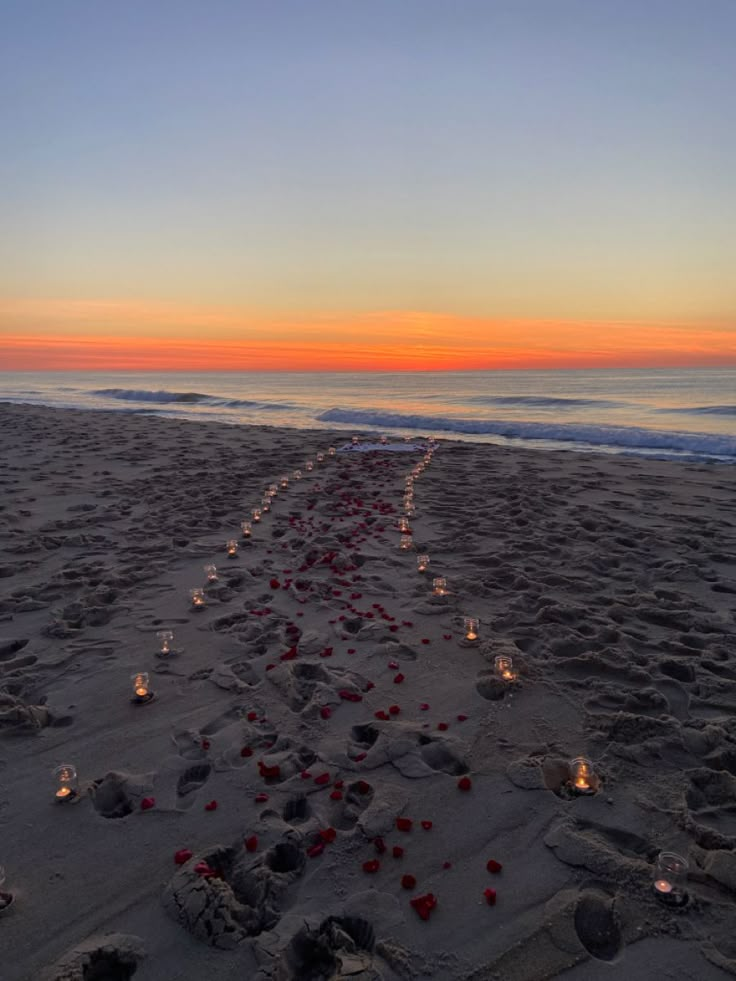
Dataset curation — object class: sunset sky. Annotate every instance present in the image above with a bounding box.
[1,1,734,371]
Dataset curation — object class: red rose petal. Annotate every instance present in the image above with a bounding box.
[484,887,497,906]
[204,800,218,811]
[437,722,449,731]
[410,892,437,921]
[314,772,331,786]
[269,578,281,589]
[457,714,468,722]
[307,842,325,859]
[362,859,380,874]
[401,874,417,890]
[258,762,281,780]
[330,789,343,801]
[392,845,404,859]
[388,660,399,669]
[421,820,433,830]
[201,739,210,750]
[420,702,430,711]
[353,752,367,762]
[245,835,258,852]
[355,780,372,795]
[421,638,430,645]
[319,827,337,843]
[443,634,452,640]
[442,861,452,869]
[240,746,253,757]
[393,673,405,684]
[140,797,155,811]
[174,849,193,865]
[247,711,258,722]
[374,837,387,855]
[320,706,332,720]
[457,776,472,791]
[374,710,389,720]
[255,792,269,802]
[339,690,363,702]
[388,704,401,715]
[486,859,503,874]
[396,817,413,832]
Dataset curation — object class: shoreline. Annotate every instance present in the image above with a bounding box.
[1,402,735,981]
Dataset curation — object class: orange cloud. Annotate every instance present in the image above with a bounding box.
[1,298,734,370]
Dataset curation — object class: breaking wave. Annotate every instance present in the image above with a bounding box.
[91,388,294,410]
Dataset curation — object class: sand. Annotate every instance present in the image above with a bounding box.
[0,401,735,981]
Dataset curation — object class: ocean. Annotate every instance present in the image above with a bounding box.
[1,368,735,463]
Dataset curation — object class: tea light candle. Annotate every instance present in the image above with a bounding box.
[268,483,278,497]
[568,757,596,795]
[190,587,206,608]
[404,503,416,517]
[252,507,262,522]
[316,452,325,463]
[280,475,289,489]
[305,460,314,472]
[352,435,359,445]
[653,852,688,902]
[380,434,387,444]
[417,554,430,573]
[204,564,218,582]
[157,629,174,654]
[463,617,479,642]
[432,577,448,596]
[261,496,271,512]
[494,655,516,681]
[54,763,78,801]
[328,446,336,457]
[398,517,411,533]
[400,534,414,550]
[226,540,238,557]
[241,520,252,538]
[293,469,302,481]
[132,671,154,704]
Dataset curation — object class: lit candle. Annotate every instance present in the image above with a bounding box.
[432,577,448,596]
[399,517,410,533]
[241,520,252,538]
[653,852,688,903]
[328,446,336,457]
[261,496,271,512]
[226,539,238,557]
[156,629,174,654]
[53,764,78,802]
[293,469,302,481]
[204,564,218,582]
[417,554,429,573]
[380,434,387,444]
[305,460,314,471]
[568,757,596,795]
[268,483,278,497]
[316,452,325,463]
[190,587,206,608]
[132,671,154,703]
[400,534,413,550]
[494,655,516,681]
[280,475,289,489]
[463,617,479,642]
[252,507,262,522]
[352,435,359,445]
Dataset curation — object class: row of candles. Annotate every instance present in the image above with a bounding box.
[35,434,689,910]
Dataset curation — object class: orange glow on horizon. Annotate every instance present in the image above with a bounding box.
[1,299,734,371]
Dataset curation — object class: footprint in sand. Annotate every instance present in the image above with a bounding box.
[277,916,376,979]
[573,888,623,963]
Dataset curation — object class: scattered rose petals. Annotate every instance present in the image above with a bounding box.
[457,776,472,791]
[258,762,281,780]
[486,859,503,874]
[330,789,343,801]
[410,892,437,921]
[174,849,193,865]
[421,820,433,830]
[269,578,280,589]
[204,800,218,811]
[140,797,155,811]
[319,827,337,843]
[363,859,380,874]
[320,706,332,720]
[314,772,331,786]
[443,633,452,640]
[392,845,404,859]
[484,887,497,906]
[245,835,258,852]
[437,722,448,731]
[393,673,405,684]
[401,874,417,890]
[339,690,363,702]
[396,817,413,832]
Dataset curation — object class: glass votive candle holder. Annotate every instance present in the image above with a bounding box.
[380,434,387,444]
[417,554,430,573]
[261,496,271,512]
[53,763,79,802]
[463,617,479,642]
[226,539,238,557]
[328,446,336,457]
[305,460,314,472]
[280,475,289,489]
[131,671,154,704]
[0,865,13,911]
[190,587,206,609]
[241,520,252,538]
[432,577,448,596]
[352,435,359,445]
[204,564,218,582]
[316,452,325,463]
[268,483,278,497]
[405,475,414,486]
[398,517,411,533]
[653,852,689,904]
[252,507,262,523]
[400,534,413,550]
[568,757,597,795]
[494,654,516,681]
[404,503,416,517]
[157,629,174,654]
[293,469,302,480]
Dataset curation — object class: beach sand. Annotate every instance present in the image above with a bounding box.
[1,401,735,981]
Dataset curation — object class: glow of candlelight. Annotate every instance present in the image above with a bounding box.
[654,879,673,894]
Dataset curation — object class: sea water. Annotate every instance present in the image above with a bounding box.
[1,368,734,463]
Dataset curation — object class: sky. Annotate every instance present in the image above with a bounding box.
[1,0,735,371]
